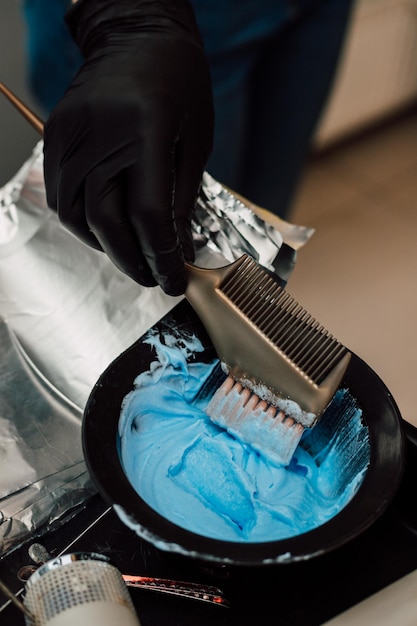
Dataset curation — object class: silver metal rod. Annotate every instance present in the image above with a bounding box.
[0,579,34,620]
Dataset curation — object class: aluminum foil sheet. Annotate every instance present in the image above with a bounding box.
[0,140,314,556]
[0,318,96,556]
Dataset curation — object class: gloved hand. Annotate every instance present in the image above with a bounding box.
[43,0,214,296]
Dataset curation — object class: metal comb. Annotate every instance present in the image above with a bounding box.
[185,255,351,464]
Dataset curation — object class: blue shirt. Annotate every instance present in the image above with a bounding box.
[22,0,308,113]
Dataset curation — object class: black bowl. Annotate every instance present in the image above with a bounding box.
[82,299,405,568]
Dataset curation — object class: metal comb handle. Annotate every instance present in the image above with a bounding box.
[19,544,230,609]
[0,82,44,134]
[122,574,229,607]
[18,566,229,608]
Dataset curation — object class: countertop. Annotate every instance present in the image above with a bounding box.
[1,420,417,625]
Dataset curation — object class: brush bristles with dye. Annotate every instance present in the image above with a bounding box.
[205,376,305,466]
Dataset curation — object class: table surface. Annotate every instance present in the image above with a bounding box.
[1,420,417,626]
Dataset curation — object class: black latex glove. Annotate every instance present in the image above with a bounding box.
[43,0,214,296]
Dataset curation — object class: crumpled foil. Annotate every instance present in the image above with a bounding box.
[0,140,314,556]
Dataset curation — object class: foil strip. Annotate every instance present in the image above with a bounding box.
[0,317,95,556]
[0,141,314,556]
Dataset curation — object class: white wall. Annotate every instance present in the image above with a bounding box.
[316,0,417,147]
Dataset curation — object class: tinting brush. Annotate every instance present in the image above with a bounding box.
[0,82,44,134]
[1,83,351,466]
[185,255,351,465]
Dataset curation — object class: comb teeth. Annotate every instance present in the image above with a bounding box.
[185,254,351,425]
[219,255,347,386]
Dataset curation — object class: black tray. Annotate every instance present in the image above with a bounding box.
[1,420,417,625]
